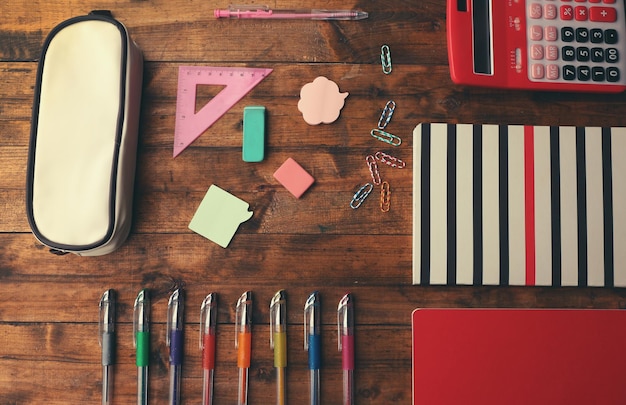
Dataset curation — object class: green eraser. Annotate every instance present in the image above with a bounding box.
[242,106,266,162]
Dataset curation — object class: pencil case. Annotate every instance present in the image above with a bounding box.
[26,10,143,256]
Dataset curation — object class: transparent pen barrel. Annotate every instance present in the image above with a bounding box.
[102,365,113,405]
[169,365,182,405]
[276,366,286,405]
[202,368,214,405]
[137,366,148,405]
[238,367,249,405]
[310,368,320,405]
[343,369,354,405]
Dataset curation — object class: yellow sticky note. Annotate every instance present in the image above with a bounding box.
[189,185,253,248]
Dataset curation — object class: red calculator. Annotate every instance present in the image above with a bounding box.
[447,0,626,92]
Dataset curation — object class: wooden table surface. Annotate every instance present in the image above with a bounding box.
[3,1,626,404]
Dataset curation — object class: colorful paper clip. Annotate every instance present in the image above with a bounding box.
[375,151,406,169]
[380,181,391,212]
[365,155,381,185]
[370,129,401,146]
[380,45,392,75]
[350,183,373,209]
[377,100,396,129]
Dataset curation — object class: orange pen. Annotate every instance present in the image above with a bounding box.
[235,291,253,405]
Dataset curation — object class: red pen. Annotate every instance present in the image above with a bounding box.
[337,293,354,405]
[200,293,217,405]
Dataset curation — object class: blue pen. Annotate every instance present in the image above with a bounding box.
[167,289,184,405]
[304,292,321,405]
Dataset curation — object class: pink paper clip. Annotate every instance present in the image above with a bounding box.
[365,155,381,185]
[375,151,406,169]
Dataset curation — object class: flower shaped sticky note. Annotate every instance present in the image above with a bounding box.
[297,76,349,125]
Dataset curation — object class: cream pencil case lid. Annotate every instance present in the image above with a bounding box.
[26,11,143,256]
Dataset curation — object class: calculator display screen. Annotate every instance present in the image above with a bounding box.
[472,0,493,75]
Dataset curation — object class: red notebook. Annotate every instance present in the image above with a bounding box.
[412,309,626,405]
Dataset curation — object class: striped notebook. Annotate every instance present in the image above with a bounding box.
[412,123,626,287]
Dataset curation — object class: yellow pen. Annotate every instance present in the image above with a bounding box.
[270,290,287,405]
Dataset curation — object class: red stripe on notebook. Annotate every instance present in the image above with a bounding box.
[524,126,536,285]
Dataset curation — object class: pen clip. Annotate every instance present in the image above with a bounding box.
[269,290,285,349]
[98,289,115,346]
[304,291,319,351]
[133,289,149,348]
[166,289,182,348]
[200,293,217,349]
[337,293,352,352]
[235,291,252,348]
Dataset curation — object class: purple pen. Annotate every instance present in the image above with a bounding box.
[167,289,184,405]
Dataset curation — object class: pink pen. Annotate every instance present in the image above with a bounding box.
[214,5,368,21]
[337,293,354,405]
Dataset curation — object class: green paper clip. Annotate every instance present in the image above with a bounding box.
[370,129,401,146]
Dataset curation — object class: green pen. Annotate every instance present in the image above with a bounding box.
[133,289,150,405]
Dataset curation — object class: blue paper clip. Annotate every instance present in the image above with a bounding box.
[370,129,401,146]
[350,183,374,209]
[378,100,395,130]
[380,45,392,75]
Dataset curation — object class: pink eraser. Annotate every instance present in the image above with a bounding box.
[273,158,315,198]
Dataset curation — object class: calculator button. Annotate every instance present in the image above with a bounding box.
[545,4,558,18]
[530,3,543,18]
[606,48,619,63]
[589,7,617,22]
[547,64,560,80]
[576,28,589,42]
[546,45,559,60]
[545,26,558,41]
[605,29,618,44]
[530,25,543,40]
[603,0,616,4]
[563,65,577,80]
[531,44,545,59]
[563,46,576,61]
[561,5,574,20]
[562,27,575,42]
[589,0,601,2]
[575,6,588,21]
[590,28,604,43]
[577,66,591,81]
[577,47,591,61]
[592,67,606,81]
[607,67,620,82]
[591,47,605,62]
[531,64,545,79]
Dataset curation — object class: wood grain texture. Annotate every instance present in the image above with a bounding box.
[2,0,626,403]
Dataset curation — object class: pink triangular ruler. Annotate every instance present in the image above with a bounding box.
[173,65,273,157]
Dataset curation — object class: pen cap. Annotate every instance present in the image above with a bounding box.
[98,289,116,345]
[133,289,150,341]
[200,293,217,349]
[166,289,184,346]
[304,291,320,349]
[337,293,354,351]
[269,290,286,346]
[235,291,253,347]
